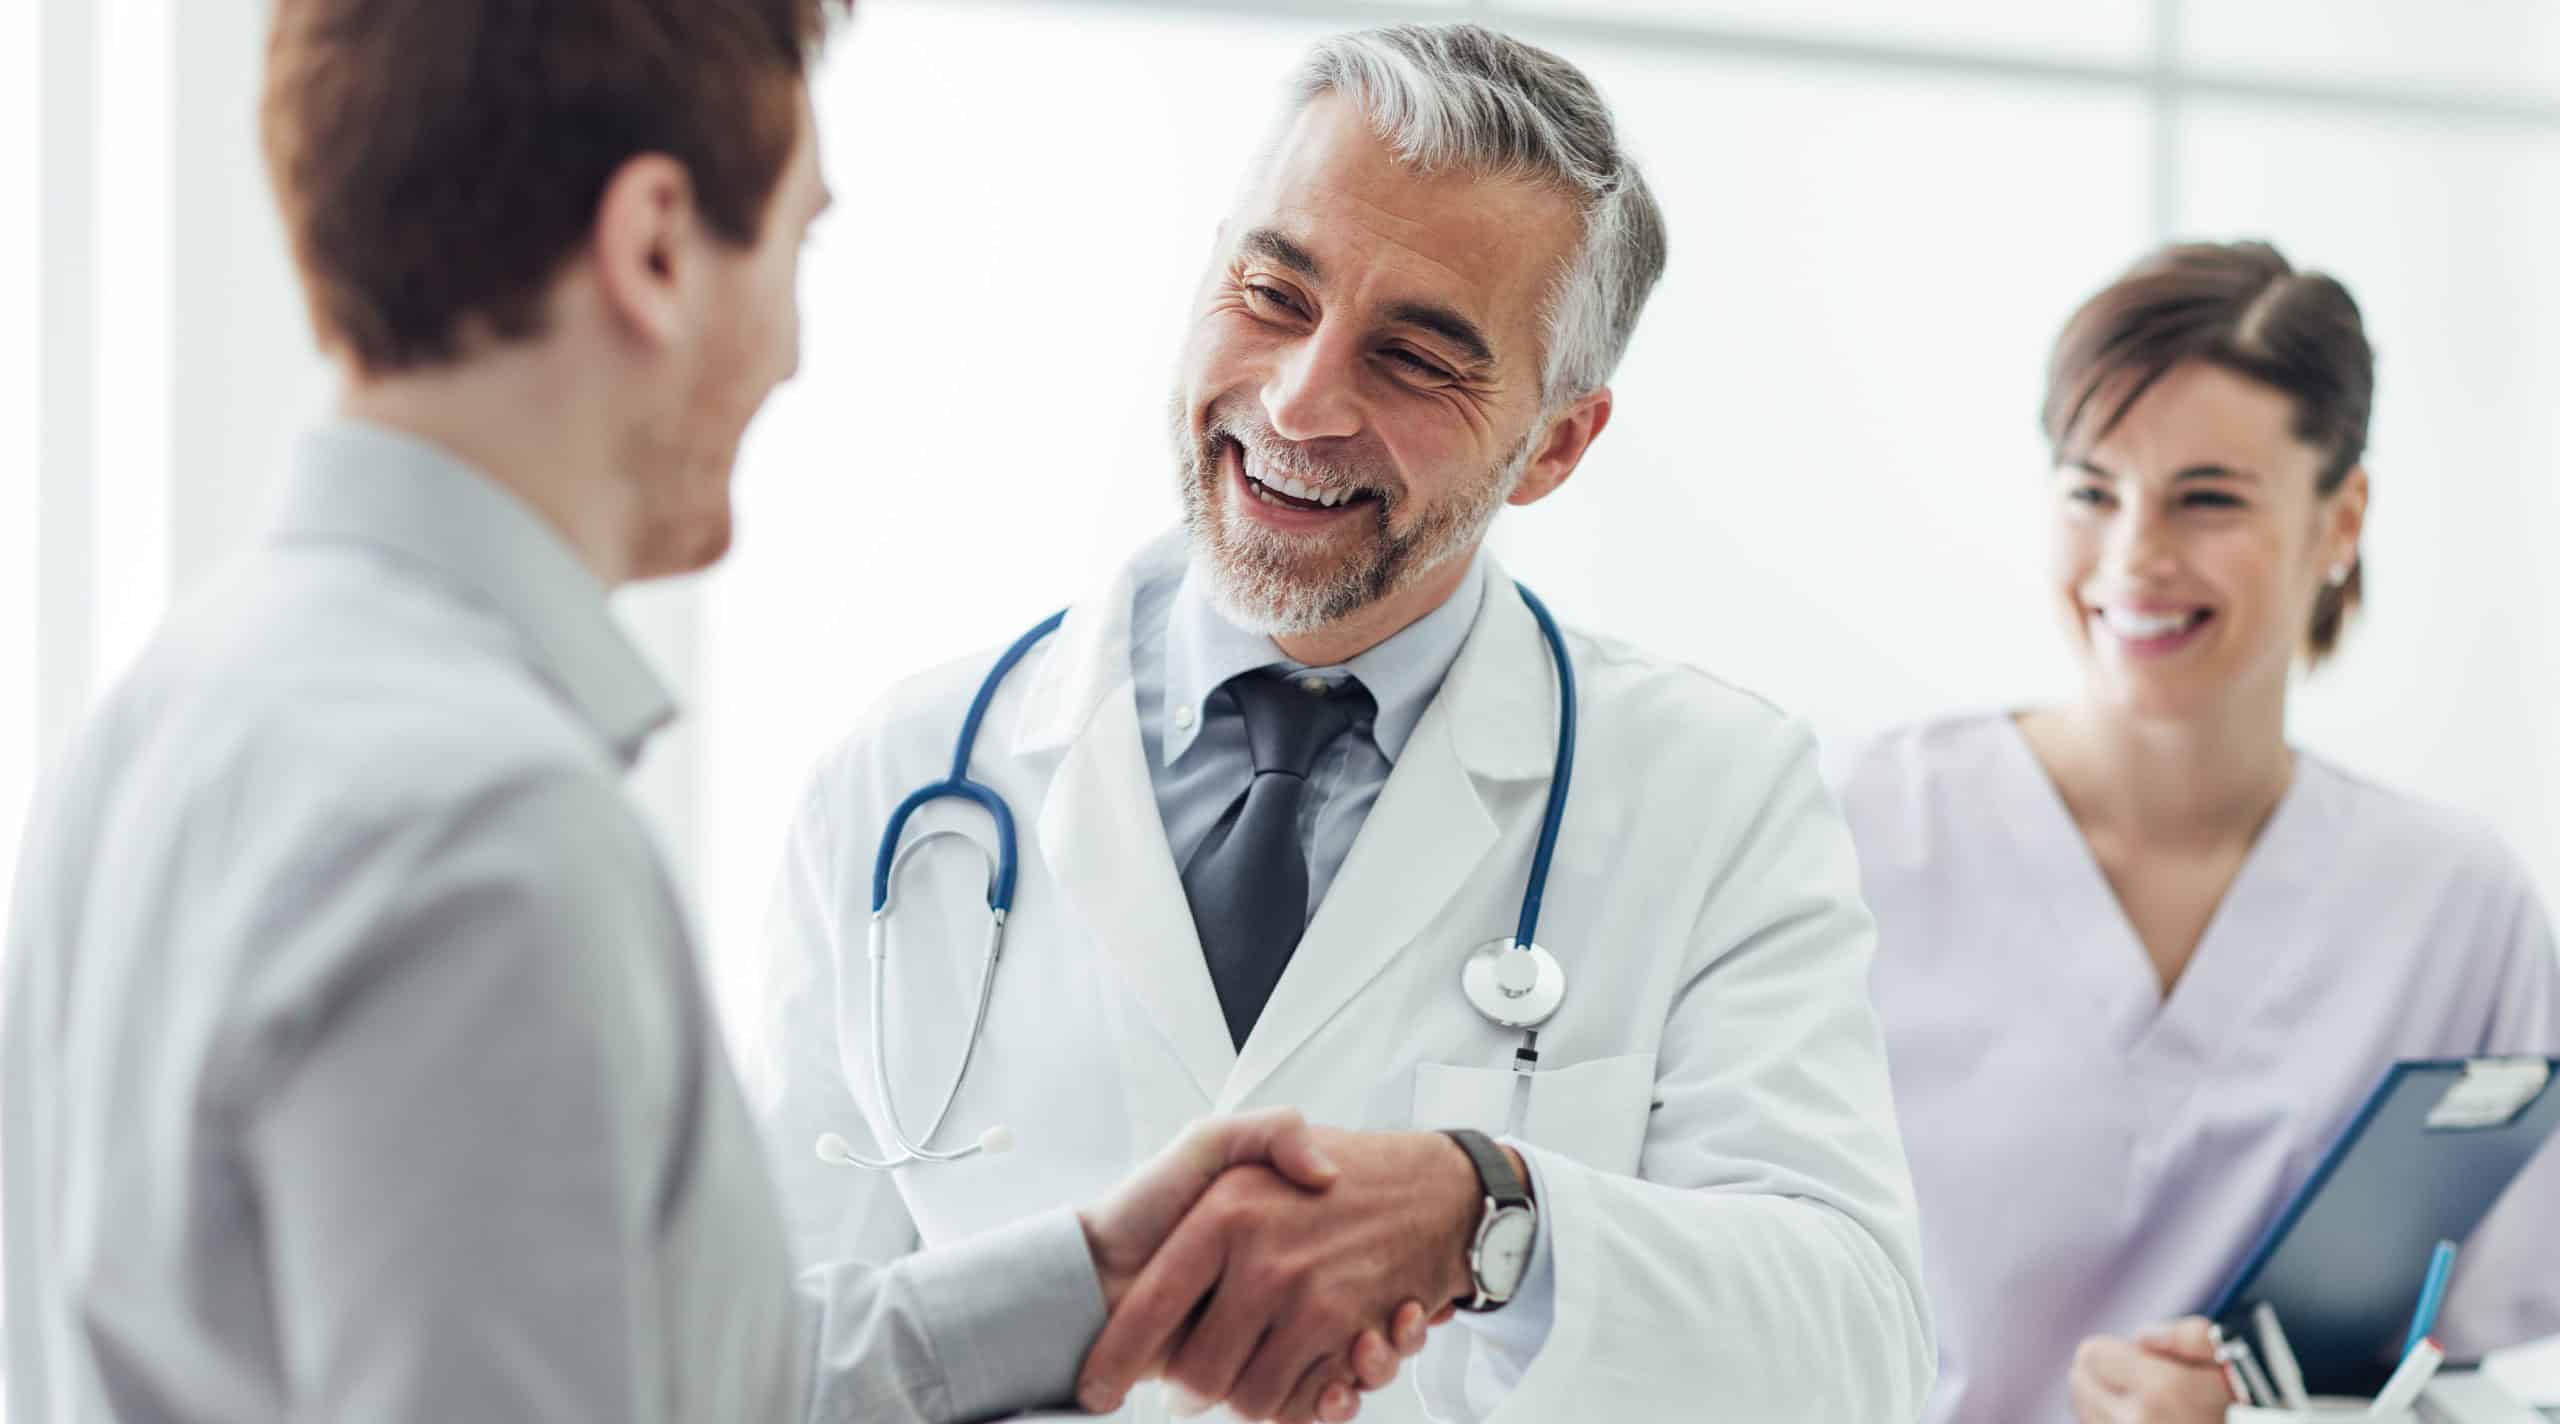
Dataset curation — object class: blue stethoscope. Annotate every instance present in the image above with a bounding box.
[815,583,1578,1172]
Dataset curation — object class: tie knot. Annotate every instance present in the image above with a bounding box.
[1226,672,1374,779]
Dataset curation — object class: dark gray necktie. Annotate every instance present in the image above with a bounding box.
[1181,671,1374,1047]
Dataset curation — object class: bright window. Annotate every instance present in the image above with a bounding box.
[3,0,40,922]
[1491,48,2146,734]
[1502,0,2148,65]
[2184,0,2560,104]
[90,0,173,697]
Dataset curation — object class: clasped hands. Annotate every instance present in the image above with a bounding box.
[1075,1110,1519,1422]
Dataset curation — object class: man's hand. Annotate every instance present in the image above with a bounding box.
[1080,1127,1499,1422]
[2067,1317,2236,1424]
[1076,1110,1432,1422]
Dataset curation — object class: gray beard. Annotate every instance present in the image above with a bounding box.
[1173,399,1531,638]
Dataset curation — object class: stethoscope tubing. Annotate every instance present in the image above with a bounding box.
[867,609,1067,919]
[843,585,1576,1171]
[1507,584,1577,955]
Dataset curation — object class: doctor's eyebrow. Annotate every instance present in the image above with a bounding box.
[1241,228,1322,281]
[1383,300,1496,370]
[1239,226,1496,370]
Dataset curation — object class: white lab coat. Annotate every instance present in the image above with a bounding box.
[1826,712,2560,1424]
[745,532,1934,1423]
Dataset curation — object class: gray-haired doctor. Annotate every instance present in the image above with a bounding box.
[752,21,1934,1424]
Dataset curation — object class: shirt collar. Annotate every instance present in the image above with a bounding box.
[1159,550,1490,767]
[266,419,677,767]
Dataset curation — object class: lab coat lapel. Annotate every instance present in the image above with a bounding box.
[1024,536,1238,1105]
[1220,572,1559,1109]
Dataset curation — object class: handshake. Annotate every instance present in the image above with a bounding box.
[1071,1109,1523,1422]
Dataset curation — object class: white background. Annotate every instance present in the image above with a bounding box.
[15,0,2560,1410]
[15,0,2560,1112]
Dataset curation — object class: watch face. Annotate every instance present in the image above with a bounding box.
[1475,1205,1537,1299]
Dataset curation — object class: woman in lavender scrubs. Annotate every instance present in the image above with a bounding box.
[1826,240,2560,1423]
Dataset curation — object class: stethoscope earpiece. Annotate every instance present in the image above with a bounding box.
[815,1121,1012,1173]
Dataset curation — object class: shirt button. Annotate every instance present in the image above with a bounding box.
[1299,677,1328,695]
[1173,705,1196,730]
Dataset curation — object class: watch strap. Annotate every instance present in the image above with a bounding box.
[1441,1128,1530,1209]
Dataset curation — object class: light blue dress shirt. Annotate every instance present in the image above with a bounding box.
[1132,554,1489,914]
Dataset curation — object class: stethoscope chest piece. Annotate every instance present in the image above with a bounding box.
[1462,939,1566,1029]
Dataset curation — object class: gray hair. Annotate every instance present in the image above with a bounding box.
[1279,23,1669,406]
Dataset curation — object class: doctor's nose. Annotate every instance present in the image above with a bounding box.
[1260,333,1364,444]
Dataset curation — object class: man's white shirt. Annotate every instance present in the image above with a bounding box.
[2,421,1106,1423]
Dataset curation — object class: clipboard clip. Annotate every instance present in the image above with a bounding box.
[2425,1056,2553,1131]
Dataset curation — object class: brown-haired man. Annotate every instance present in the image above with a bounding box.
[0,3,1421,1420]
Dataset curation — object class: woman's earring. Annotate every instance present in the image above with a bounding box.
[2326,560,2354,588]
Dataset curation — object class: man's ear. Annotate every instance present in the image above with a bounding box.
[588,153,698,350]
[1509,387,1613,508]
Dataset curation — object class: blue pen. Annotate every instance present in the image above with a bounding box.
[2402,1239,2459,1360]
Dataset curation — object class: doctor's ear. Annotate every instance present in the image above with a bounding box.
[1508,387,1613,509]
[588,153,700,350]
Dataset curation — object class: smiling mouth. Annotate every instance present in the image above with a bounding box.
[2095,606,2213,642]
[1224,437,1382,515]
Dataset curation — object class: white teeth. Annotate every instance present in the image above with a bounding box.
[2100,608,2200,640]
[1240,450,1352,510]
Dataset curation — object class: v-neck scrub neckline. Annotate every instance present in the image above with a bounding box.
[1985,713,2328,1080]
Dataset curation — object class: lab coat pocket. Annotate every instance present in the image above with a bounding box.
[1411,1053,1656,1176]
[1520,1051,1655,1175]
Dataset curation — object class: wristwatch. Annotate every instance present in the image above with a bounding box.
[1441,1128,1536,1312]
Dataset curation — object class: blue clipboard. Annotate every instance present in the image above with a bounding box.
[2204,1057,2560,1399]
